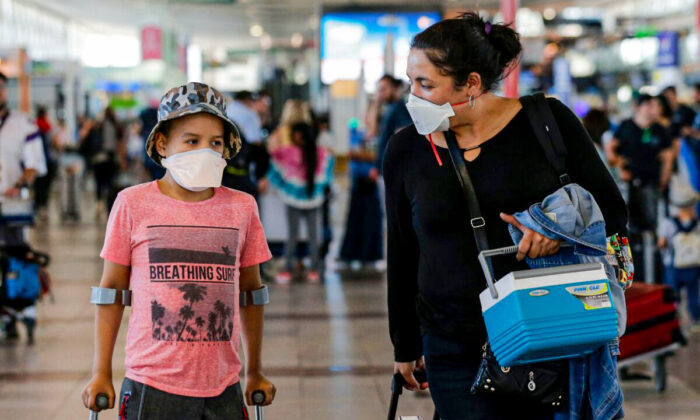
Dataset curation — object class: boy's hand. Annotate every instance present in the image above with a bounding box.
[245,371,276,406]
[82,372,115,411]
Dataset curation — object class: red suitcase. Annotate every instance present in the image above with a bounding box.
[619,283,685,360]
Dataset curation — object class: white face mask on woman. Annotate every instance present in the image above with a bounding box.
[405,94,468,135]
[161,148,227,192]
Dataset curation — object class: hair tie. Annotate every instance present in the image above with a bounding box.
[484,22,492,35]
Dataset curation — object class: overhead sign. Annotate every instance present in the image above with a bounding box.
[142,26,163,61]
[657,31,679,68]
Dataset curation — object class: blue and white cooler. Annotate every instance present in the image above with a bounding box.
[478,246,618,367]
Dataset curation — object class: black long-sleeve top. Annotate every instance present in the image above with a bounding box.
[384,98,628,362]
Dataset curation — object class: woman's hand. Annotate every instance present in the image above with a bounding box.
[394,357,429,391]
[500,213,562,261]
[245,371,276,406]
[82,372,115,411]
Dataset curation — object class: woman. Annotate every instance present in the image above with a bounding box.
[384,13,628,419]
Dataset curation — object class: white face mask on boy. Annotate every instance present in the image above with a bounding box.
[161,148,227,192]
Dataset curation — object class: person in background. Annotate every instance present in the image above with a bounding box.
[227,91,263,144]
[267,99,313,150]
[582,108,611,163]
[339,118,383,271]
[682,114,700,216]
[693,84,700,110]
[221,91,270,200]
[268,122,333,284]
[662,86,696,140]
[606,94,675,227]
[656,94,678,143]
[584,108,627,201]
[0,72,46,205]
[34,106,58,222]
[139,98,164,180]
[54,117,85,222]
[221,128,270,199]
[0,71,47,340]
[91,106,125,219]
[251,90,273,136]
[375,75,412,175]
[314,114,335,266]
[658,183,700,331]
[606,94,675,284]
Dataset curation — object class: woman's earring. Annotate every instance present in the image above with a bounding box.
[469,95,475,109]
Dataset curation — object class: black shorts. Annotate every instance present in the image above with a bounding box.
[118,377,248,420]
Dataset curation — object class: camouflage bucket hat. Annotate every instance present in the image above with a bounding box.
[146,82,242,166]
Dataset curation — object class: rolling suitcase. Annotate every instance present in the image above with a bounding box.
[619,283,686,359]
[387,372,438,420]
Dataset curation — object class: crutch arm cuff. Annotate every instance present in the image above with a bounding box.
[90,287,132,306]
[240,285,269,307]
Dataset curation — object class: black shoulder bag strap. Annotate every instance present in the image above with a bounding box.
[520,92,571,186]
[445,129,567,404]
[444,130,490,254]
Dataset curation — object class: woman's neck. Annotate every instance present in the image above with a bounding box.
[158,173,214,202]
[450,94,521,145]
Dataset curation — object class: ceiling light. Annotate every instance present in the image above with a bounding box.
[543,8,557,21]
[250,24,264,37]
[417,16,434,30]
[617,85,633,103]
[291,33,303,48]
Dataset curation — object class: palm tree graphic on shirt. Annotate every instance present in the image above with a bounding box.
[146,225,240,343]
[151,283,234,342]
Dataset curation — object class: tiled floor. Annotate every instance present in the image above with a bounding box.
[1,194,699,420]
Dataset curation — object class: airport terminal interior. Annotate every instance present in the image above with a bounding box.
[1,1,700,419]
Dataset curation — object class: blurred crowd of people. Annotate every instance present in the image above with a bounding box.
[3,70,700,307]
[582,85,700,326]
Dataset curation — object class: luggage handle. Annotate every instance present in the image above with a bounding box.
[389,372,438,420]
[478,244,572,300]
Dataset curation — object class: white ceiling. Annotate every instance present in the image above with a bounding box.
[24,0,545,50]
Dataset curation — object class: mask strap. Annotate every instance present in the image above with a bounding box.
[428,134,443,166]
[425,100,466,166]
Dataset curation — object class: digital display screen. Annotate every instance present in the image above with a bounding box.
[320,9,442,91]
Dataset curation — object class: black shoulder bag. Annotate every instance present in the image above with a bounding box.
[443,93,570,407]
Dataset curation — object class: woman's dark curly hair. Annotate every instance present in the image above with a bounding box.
[411,12,522,91]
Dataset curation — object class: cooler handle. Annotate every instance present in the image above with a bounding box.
[478,244,572,300]
[478,246,519,300]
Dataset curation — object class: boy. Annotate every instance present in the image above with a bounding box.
[82,82,276,418]
[658,182,700,329]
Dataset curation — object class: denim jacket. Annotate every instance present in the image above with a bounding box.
[508,184,624,420]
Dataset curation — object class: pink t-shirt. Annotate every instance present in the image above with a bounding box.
[100,181,271,397]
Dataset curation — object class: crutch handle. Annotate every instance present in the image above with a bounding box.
[89,393,109,420]
[252,390,266,420]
